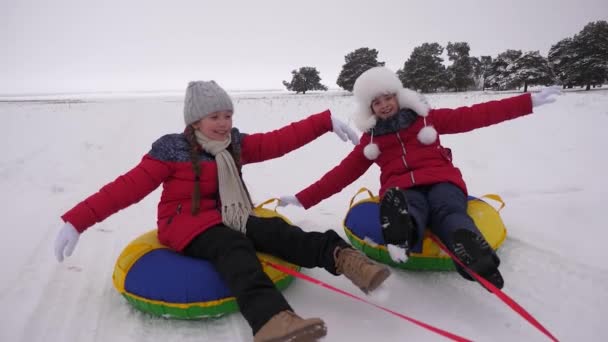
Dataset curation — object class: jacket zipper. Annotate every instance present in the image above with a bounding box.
[167,203,182,225]
[395,133,416,185]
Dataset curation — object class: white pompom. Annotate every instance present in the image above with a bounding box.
[363,143,380,160]
[417,125,437,145]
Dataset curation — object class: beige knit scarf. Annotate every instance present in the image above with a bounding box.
[195,131,252,233]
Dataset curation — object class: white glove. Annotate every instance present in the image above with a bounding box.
[330,115,360,145]
[387,244,409,263]
[54,222,80,262]
[531,87,561,108]
[278,195,303,208]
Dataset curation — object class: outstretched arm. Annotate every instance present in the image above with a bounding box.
[55,155,170,262]
[294,144,373,209]
[61,155,171,233]
[240,110,358,164]
[430,93,534,134]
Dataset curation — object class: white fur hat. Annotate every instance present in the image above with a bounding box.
[352,67,437,160]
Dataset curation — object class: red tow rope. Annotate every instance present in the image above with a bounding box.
[264,260,471,342]
[429,235,559,342]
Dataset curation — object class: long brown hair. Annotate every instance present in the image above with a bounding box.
[184,125,248,215]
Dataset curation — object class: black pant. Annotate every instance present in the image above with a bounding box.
[183,215,349,334]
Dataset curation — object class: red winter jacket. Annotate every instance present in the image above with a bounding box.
[296,94,533,209]
[62,110,333,251]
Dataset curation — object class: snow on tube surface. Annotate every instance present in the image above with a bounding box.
[343,188,507,271]
[112,199,299,319]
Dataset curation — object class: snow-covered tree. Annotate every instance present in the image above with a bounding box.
[282,67,328,94]
[469,57,483,90]
[569,20,608,90]
[509,51,555,92]
[336,48,385,92]
[548,38,576,88]
[398,42,447,93]
[485,49,522,90]
[549,21,608,90]
[479,56,493,90]
[446,42,475,92]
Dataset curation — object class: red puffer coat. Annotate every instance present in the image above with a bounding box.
[296,94,533,209]
[62,110,332,251]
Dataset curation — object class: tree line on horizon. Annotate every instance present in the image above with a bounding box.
[282,20,608,94]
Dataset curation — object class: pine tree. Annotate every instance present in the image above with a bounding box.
[548,20,608,90]
[446,42,475,92]
[548,38,576,88]
[485,49,522,90]
[479,56,493,90]
[569,20,608,90]
[509,51,555,92]
[282,67,328,94]
[398,42,447,93]
[336,48,385,92]
[469,57,483,90]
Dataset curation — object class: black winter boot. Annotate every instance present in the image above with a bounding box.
[451,229,504,290]
[380,187,418,255]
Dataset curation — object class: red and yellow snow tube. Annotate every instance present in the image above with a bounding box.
[343,188,507,270]
[112,199,299,319]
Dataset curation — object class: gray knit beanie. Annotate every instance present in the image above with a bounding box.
[183,81,234,125]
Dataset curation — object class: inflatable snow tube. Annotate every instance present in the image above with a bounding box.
[112,199,299,319]
[343,188,507,271]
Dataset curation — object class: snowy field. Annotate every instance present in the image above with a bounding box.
[1,88,607,341]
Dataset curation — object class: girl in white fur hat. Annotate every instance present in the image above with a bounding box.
[280,66,560,289]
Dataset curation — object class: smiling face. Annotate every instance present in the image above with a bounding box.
[191,110,233,141]
[371,93,399,119]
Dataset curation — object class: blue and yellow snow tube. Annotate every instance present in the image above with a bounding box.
[343,188,507,271]
[112,199,299,319]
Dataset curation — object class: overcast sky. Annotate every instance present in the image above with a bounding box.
[2,0,607,95]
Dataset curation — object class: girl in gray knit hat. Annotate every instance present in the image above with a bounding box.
[54,80,391,342]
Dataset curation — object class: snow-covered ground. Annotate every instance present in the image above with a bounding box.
[1,88,607,341]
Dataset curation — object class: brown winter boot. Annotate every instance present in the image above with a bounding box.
[335,247,391,294]
[253,310,327,342]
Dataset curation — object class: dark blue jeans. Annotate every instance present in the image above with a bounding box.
[398,182,482,253]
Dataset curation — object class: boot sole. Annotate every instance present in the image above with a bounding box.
[452,229,504,290]
[363,267,391,294]
[262,321,327,342]
[380,188,416,249]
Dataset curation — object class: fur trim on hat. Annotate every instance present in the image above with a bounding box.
[353,67,403,108]
[397,88,431,118]
[351,67,431,132]
[352,105,378,133]
[353,67,438,160]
